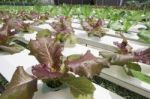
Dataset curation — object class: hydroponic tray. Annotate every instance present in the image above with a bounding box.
[0,48,123,99]
[45,18,149,47]
[74,29,149,51]
[63,44,150,98]
[71,20,150,46]
[34,22,148,51]
[26,21,150,98]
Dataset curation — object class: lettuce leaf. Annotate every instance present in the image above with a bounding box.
[113,32,133,54]
[0,25,15,44]
[62,74,95,99]
[4,18,31,33]
[17,11,49,22]
[50,16,73,34]
[29,38,65,80]
[0,66,37,99]
[32,64,63,79]
[65,50,109,78]
[133,48,150,65]
[28,37,64,70]
[0,24,25,54]
[50,16,76,46]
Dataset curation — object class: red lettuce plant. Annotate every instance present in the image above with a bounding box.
[0,11,11,23]
[0,23,25,54]
[50,16,76,46]
[113,32,150,65]
[98,32,150,83]
[99,48,150,83]
[81,17,106,37]
[113,32,133,54]
[28,37,108,98]
[17,11,39,21]
[65,50,109,78]
[3,18,32,33]
[17,11,49,21]
[133,48,150,65]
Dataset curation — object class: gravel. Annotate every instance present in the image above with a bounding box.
[93,76,148,99]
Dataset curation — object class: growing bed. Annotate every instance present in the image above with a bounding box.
[0,3,150,99]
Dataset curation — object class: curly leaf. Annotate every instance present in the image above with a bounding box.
[0,66,37,99]
[65,50,109,78]
[32,64,63,79]
[133,48,150,65]
[28,37,64,69]
[17,11,38,21]
[81,21,93,31]
[50,16,73,34]
[5,18,31,33]
[50,16,76,45]
[113,32,132,54]
[81,18,106,37]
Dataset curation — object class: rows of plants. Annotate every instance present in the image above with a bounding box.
[0,12,107,98]
[1,5,150,43]
[0,5,150,99]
